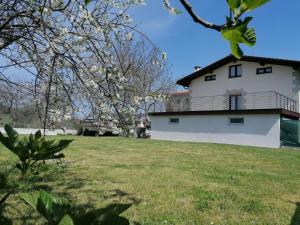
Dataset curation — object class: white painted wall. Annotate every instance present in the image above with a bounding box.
[190,61,300,111]
[150,114,281,148]
[0,127,77,136]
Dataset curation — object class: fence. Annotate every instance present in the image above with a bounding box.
[186,91,297,112]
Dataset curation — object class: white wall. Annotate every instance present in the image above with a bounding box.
[150,114,281,148]
[0,127,77,136]
[190,61,300,111]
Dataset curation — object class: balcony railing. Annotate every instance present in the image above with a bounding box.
[168,91,298,113]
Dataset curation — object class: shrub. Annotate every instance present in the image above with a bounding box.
[0,124,73,175]
[21,190,134,225]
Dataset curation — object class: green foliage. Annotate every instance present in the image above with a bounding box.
[221,16,256,58]
[241,0,271,11]
[58,215,74,225]
[22,190,71,225]
[0,171,17,206]
[227,0,242,10]
[0,124,73,175]
[21,190,133,225]
[84,0,93,5]
[223,0,270,58]
[0,173,8,190]
[226,0,271,18]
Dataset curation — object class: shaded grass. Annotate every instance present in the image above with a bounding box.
[1,136,300,224]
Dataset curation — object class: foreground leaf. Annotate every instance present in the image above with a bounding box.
[21,190,70,224]
[221,17,256,58]
[242,0,271,11]
[227,0,241,10]
[58,215,74,225]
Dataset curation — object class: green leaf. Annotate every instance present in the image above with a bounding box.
[4,124,18,143]
[1,124,19,150]
[84,0,92,5]
[21,190,70,223]
[243,28,256,46]
[58,215,74,225]
[0,173,8,189]
[226,16,232,25]
[241,0,271,11]
[35,130,42,140]
[0,132,11,151]
[221,17,256,58]
[227,0,241,10]
[21,192,39,210]
[230,42,243,59]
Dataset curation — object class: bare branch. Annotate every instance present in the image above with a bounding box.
[179,0,224,31]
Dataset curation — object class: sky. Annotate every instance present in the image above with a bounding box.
[2,0,300,84]
[131,0,300,81]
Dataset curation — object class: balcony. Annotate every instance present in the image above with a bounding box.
[167,91,298,113]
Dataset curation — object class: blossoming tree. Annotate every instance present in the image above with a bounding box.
[0,0,171,134]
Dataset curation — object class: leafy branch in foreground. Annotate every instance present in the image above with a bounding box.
[0,172,16,206]
[21,190,135,225]
[163,0,270,58]
[0,124,73,175]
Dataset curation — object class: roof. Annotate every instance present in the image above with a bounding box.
[169,90,190,96]
[177,55,300,87]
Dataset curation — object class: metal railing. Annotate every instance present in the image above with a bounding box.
[168,91,298,112]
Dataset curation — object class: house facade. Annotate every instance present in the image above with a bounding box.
[149,55,300,148]
[165,91,190,112]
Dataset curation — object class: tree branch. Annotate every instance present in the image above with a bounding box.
[179,0,223,31]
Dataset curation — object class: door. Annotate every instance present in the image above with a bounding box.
[229,94,242,110]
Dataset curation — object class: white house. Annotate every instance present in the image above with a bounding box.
[149,55,300,148]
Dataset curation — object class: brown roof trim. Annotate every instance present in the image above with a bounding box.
[169,90,190,96]
[177,55,300,87]
[149,109,300,119]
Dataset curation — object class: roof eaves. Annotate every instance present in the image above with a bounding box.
[176,55,300,87]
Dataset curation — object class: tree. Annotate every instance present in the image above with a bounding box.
[163,0,271,58]
[80,38,173,135]
[0,81,35,123]
[0,0,160,133]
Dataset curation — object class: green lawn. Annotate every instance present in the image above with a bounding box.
[1,136,300,225]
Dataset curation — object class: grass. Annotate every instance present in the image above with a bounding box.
[1,136,300,225]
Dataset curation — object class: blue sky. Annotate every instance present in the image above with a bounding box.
[131,0,300,81]
[2,0,300,83]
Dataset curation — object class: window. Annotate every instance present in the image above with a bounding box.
[169,118,179,124]
[204,75,216,81]
[229,94,242,110]
[229,117,244,125]
[229,65,242,78]
[257,67,272,75]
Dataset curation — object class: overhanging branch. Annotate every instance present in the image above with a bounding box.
[179,0,224,31]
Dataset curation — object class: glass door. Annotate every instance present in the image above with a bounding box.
[229,94,242,110]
